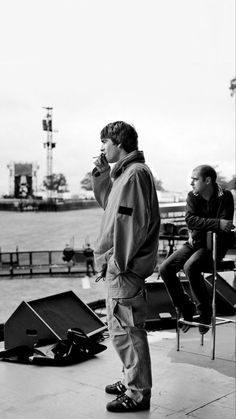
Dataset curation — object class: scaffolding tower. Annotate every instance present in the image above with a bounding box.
[42,107,56,199]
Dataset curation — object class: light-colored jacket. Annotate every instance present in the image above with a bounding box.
[92,150,160,295]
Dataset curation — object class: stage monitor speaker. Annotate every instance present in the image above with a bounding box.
[4,291,107,350]
[145,279,193,329]
[146,276,236,330]
[204,274,236,315]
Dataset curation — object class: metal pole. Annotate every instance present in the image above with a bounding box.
[211,232,217,360]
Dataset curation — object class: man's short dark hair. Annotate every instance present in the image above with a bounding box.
[197,165,217,183]
[100,121,138,153]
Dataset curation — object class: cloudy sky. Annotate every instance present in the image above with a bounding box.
[0,0,235,197]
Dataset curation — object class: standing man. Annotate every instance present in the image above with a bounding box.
[160,165,234,334]
[83,243,96,277]
[92,121,160,413]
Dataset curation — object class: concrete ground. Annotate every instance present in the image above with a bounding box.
[0,317,235,419]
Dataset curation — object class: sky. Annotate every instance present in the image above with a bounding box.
[0,0,235,197]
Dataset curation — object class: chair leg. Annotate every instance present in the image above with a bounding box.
[211,281,217,360]
[211,315,216,360]
[211,232,217,360]
[176,308,180,351]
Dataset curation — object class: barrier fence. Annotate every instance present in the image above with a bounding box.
[0,235,189,278]
[0,250,87,277]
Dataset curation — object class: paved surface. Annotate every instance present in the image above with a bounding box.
[0,318,235,419]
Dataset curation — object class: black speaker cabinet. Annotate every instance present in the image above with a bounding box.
[146,279,193,330]
[4,291,107,350]
[146,276,236,330]
[204,274,236,315]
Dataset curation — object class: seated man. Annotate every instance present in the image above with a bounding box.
[160,165,234,334]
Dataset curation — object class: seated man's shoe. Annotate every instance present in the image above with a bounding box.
[106,394,150,412]
[197,311,212,335]
[105,381,127,395]
[179,300,196,333]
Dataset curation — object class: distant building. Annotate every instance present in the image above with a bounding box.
[7,162,39,198]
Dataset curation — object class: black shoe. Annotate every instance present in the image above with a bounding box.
[180,300,195,333]
[106,394,150,412]
[197,310,212,335]
[105,381,127,395]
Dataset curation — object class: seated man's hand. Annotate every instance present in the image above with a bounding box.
[219,219,234,233]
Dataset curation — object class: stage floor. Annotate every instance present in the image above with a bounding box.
[0,317,235,419]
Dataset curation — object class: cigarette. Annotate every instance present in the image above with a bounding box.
[93,154,104,158]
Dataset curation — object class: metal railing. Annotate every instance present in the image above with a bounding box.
[0,250,88,277]
[0,234,188,278]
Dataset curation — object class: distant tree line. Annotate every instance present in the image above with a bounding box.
[43,173,69,195]
[215,171,236,190]
[41,169,236,197]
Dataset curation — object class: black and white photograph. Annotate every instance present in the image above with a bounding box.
[0,1,235,418]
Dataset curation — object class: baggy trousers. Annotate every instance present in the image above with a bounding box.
[106,288,152,403]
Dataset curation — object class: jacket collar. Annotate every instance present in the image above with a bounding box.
[193,183,224,198]
[111,150,145,179]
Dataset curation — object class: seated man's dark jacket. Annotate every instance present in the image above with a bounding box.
[185,185,234,258]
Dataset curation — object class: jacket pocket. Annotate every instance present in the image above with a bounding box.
[112,289,147,329]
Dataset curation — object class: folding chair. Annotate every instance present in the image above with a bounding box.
[176,232,236,360]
